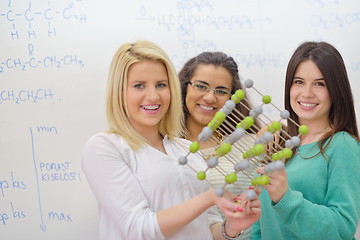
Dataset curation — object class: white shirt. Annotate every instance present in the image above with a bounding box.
[82,133,222,240]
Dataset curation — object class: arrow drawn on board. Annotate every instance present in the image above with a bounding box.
[30,127,47,232]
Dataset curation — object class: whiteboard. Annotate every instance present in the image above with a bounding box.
[1,0,359,239]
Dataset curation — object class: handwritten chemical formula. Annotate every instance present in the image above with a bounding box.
[0,0,87,40]
[0,1,87,73]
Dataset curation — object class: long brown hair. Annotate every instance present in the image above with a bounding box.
[284,41,359,152]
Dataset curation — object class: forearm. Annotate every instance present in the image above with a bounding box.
[157,190,214,237]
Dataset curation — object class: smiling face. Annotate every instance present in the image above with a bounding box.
[185,64,232,129]
[126,60,170,135]
[290,60,332,128]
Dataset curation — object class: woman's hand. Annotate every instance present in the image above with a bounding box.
[213,188,262,236]
[227,197,261,233]
[257,166,288,203]
[212,189,242,217]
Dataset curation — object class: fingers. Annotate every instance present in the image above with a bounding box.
[254,186,262,195]
[221,204,247,218]
[249,207,261,217]
[231,197,261,218]
[215,194,243,213]
[256,165,286,178]
[216,187,263,220]
[257,166,264,175]
[257,169,288,204]
[257,125,268,137]
[231,193,258,216]
[268,168,287,180]
[249,199,260,208]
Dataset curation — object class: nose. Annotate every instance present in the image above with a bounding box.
[146,87,160,101]
[302,84,315,98]
[202,89,217,102]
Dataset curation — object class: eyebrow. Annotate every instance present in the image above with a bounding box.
[131,79,168,83]
[194,80,231,90]
[293,76,325,81]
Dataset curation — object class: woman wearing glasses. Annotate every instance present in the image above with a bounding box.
[179,52,259,240]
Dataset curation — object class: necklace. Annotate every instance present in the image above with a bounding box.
[292,146,303,157]
[148,135,167,154]
[293,126,330,158]
[300,126,330,145]
[293,143,320,159]
[150,142,166,153]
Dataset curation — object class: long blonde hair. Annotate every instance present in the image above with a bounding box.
[106,40,184,149]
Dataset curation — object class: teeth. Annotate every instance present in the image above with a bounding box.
[199,105,214,111]
[142,105,159,110]
[300,102,317,107]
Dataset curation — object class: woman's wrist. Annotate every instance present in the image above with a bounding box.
[221,220,243,240]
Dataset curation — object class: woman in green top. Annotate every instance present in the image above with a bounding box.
[251,41,360,240]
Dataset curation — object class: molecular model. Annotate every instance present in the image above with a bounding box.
[178,79,309,200]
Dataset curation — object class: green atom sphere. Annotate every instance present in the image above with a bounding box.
[216,143,232,156]
[189,141,200,153]
[197,171,206,180]
[298,125,309,135]
[282,148,293,159]
[253,144,265,155]
[225,173,237,184]
[251,175,270,186]
[231,90,245,103]
[262,95,271,104]
[240,116,254,129]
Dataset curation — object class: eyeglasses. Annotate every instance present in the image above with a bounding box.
[189,82,231,97]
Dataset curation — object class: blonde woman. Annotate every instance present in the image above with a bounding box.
[82,40,260,240]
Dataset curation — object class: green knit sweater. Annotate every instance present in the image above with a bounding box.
[251,131,360,240]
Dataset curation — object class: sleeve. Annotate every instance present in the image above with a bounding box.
[81,134,165,240]
[273,135,360,239]
[207,205,223,227]
[249,220,261,240]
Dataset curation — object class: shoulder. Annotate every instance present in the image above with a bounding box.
[83,132,132,156]
[85,132,125,147]
[82,132,138,170]
[330,131,359,148]
[327,131,360,163]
